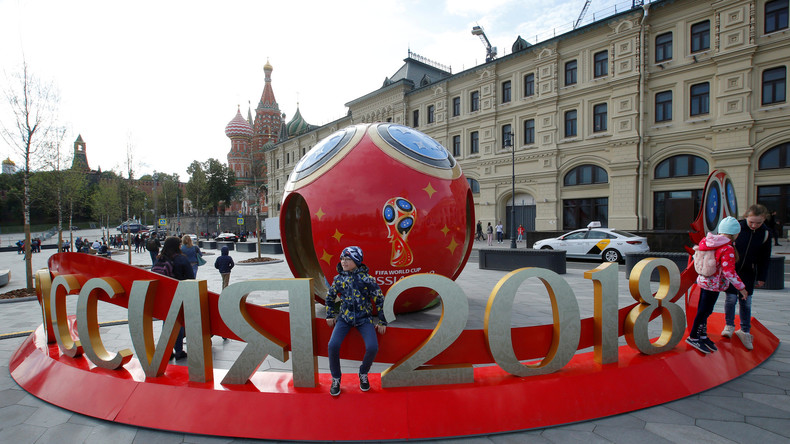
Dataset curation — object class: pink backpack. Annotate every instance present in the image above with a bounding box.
[692,245,718,277]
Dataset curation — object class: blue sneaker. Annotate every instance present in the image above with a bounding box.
[701,337,718,352]
[686,337,711,354]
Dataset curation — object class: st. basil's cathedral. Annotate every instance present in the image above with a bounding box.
[224,60,313,217]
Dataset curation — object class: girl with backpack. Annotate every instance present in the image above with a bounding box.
[687,216,749,354]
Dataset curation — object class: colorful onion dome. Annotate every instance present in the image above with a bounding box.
[286,106,310,137]
[225,107,254,138]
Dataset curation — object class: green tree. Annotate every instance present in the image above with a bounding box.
[0,60,59,289]
[204,158,237,214]
[0,171,24,226]
[91,180,121,239]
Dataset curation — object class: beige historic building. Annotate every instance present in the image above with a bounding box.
[265,0,790,233]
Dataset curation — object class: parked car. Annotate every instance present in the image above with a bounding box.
[532,222,649,262]
[117,221,145,233]
[215,232,239,242]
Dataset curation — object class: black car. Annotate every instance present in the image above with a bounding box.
[215,232,240,242]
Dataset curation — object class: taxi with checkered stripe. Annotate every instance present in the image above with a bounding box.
[532,222,650,262]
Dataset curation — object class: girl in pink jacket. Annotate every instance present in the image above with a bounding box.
[686,217,749,354]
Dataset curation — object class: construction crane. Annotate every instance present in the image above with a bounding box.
[574,0,592,29]
[471,25,497,63]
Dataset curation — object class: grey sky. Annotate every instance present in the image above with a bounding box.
[1,0,634,179]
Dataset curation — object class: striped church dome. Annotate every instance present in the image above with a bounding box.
[225,108,253,138]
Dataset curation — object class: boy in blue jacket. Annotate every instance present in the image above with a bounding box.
[214,246,235,289]
[326,246,387,396]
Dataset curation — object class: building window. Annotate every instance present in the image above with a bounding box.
[593,103,607,132]
[413,109,419,127]
[524,73,535,97]
[452,96,460,116]
[655,32,673,62]
[452,135,461,157]
[759,142,790,169]
[758,184,789,229]
[766,0,789,34]
[594,51,608,77]
[427,105,435,123]
[276,159,280,169]
[654,190,703,230]
[691,20,710,53]
[762,66,787,105]
[690,82,710,116]
[286,152,290,164]
[563,198,608,230]
[564,164,608,186]
[564,110,577,137]
[523,119,535,144]
[467,178,480,193]
[502,124,512,147]
[470,91,480,112]
[470,131,479,154]
[655,91,673,122]
[565,60,577,85]
[654,154,709,179]
[502,80,511,103]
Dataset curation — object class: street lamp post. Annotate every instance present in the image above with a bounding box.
[506,132,517,249]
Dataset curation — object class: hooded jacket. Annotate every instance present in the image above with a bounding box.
[326,263,387,326]
[214,246,234,274]
[726,218,772,294]
[696,232,746,292]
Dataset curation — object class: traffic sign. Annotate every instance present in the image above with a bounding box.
[237,217,244,225]
[159,218,167,226]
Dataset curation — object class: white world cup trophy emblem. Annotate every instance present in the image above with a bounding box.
[382,197,416,267]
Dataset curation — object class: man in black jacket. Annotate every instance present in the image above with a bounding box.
[722,204,773,351]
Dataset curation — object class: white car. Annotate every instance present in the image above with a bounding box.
[532,222,649,262]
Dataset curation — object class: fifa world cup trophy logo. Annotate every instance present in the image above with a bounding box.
[383,197,416,267]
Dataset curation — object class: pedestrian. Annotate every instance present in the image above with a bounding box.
[767,210,782,246]
[147,235,161,266]
[496,221,504,243]
[476,220,484,241]
[326,246,387,396]
[16,239,23,254]
[722,204,774,351]
[686,216,748,354]
[181,235,203,278]
[517,224,525,243]
[486,222,494,246]
[214,246,235,290]
[152,236,194,361]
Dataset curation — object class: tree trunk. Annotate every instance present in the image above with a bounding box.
[23,170,33,289]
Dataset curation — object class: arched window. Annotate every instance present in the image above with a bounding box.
[654,155,708,178]
[467,178,480,193]
[759,142,790,169]
[564,165,608,186]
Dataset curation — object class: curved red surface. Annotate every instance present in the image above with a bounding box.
[10,315,779,441]
[6,252,780,441]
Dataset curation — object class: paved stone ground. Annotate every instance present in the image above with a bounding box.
[0,230,788,443]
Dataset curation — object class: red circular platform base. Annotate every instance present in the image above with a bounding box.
[10,313,778,441]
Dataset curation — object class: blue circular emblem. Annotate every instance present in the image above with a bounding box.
[725,179,738,217]
[705,182,721,232]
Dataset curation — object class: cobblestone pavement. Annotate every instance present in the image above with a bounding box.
[1,232,788,443]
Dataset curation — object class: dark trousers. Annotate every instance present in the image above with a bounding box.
[689,288,720,339]
[328,318,378,379]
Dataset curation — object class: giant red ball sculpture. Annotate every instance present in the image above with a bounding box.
[280,123,474,313]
